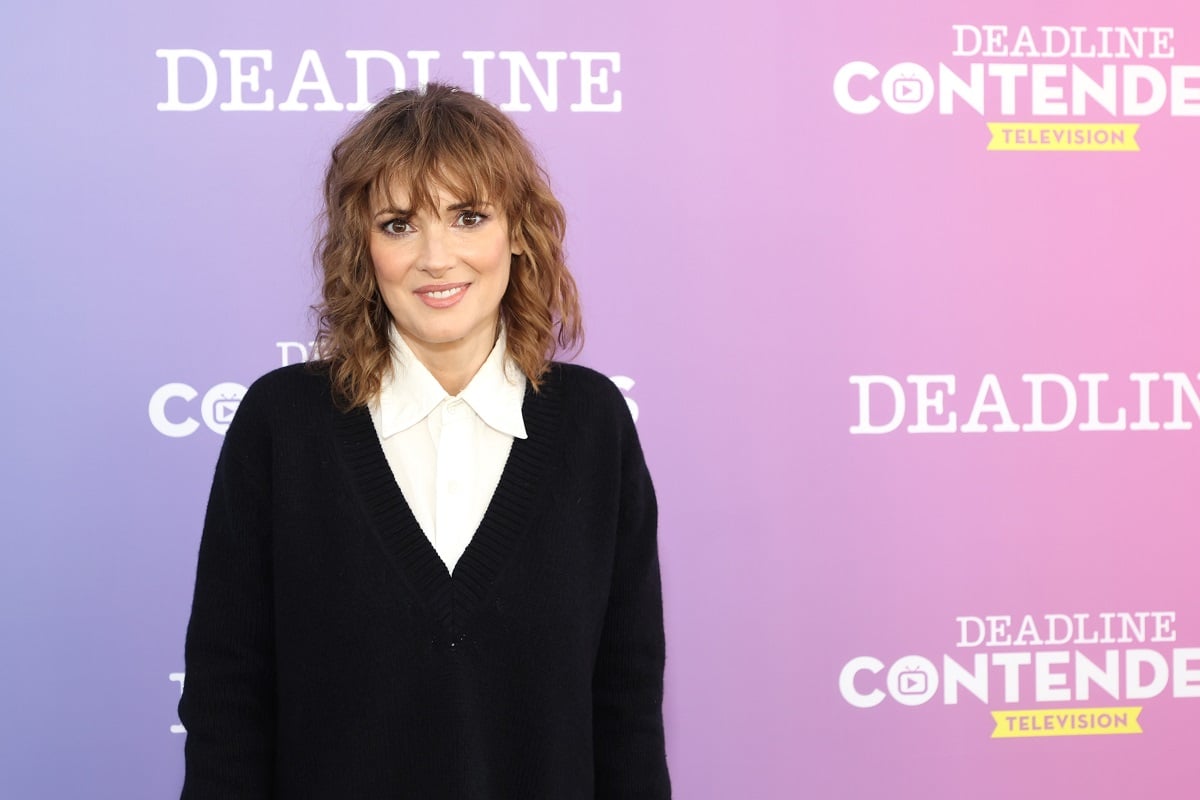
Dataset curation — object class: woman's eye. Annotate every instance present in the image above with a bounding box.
[382,219,411,235]
[458,210,487,227]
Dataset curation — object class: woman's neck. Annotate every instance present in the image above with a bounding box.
[398,323,498,396]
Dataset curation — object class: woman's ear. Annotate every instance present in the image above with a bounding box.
[509,218,526,256]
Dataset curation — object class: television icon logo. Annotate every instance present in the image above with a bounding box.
[897,668,927,695]
[213,398,240,424]
[201,381,248,435]
[892,78,923,104]
[886,656,938,706]
[879,63,934,114]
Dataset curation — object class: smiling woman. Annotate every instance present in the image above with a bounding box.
[313,83,581,409]
[177,84,670,799]
[368,188,515,395]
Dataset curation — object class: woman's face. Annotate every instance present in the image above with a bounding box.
[369,181,518,366]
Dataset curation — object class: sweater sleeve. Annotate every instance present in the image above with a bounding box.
[178,389,276,799]
[592,398,671,798]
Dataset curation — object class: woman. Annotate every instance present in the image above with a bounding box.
[178,83,670,798]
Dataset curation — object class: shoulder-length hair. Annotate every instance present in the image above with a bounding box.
[313,83,582,409]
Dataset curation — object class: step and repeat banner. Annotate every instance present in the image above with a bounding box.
[4,0,1199,797]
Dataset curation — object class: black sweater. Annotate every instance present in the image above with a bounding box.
[178,362,670,799]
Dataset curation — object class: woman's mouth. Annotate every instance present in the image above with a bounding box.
[415,283,469,308]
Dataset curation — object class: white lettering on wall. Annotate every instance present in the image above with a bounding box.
[156,49,624,112]
[850,371,1200,434]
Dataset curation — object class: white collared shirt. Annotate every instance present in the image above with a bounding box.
[368,324,527,573]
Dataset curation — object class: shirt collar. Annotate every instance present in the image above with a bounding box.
[375,324,527,440]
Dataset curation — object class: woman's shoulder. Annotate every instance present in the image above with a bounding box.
[546,361,621,399]
[540,362,651,479]
[541,362,634,428]
[245,361,333,399]
[546,361,612,389]
[230,362,336,430]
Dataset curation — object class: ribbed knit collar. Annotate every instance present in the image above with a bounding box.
[335,366,562,634]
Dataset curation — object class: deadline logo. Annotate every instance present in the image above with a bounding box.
[833,23,1200,151]
[848,371,1200,436]
[839,610,1200,739]
[154,49,623,113]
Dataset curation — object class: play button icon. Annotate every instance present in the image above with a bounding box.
[899,670,927,694]
[893,78,923,103]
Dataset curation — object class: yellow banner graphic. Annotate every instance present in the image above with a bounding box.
[986,123,1140,152]
[991,707,1143,738]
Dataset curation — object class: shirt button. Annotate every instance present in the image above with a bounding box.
[446,400,461,415]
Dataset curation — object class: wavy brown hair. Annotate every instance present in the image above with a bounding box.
[313,83,582,409]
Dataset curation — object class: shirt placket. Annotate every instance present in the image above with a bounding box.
[434,398,471,566]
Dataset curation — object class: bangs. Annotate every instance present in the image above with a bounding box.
[367,106,522,215]
[370,160,501,216]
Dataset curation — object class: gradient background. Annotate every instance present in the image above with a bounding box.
[3,1,1199,797]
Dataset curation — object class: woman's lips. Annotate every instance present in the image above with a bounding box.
[415,283,469,308]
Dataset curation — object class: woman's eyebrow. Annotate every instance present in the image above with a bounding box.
[373,207,410,219]
[371,200,491,218]
[444,200,490,211]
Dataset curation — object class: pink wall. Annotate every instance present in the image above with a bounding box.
[3,1,1199,796]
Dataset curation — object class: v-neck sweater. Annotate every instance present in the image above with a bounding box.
[178,361,670,799]
[369,324,527,573]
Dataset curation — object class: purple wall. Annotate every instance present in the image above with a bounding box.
[4,1,1200,797]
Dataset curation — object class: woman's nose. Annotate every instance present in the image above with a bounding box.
[417,228,454,274]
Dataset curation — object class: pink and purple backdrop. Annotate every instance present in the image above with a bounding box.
[4,0,1199,797]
